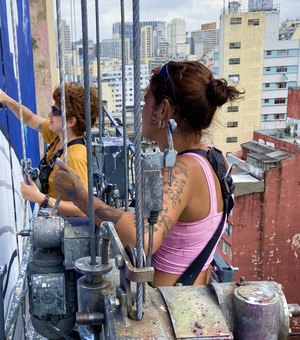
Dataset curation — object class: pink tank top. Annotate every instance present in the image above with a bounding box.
[152,152,225,274]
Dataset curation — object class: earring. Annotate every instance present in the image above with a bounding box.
[158,120,166,129]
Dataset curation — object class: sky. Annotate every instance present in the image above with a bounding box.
[60,0,300,41]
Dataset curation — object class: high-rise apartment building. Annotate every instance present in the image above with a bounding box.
[210,0,300,155]
[166,18,188,56]
[141,25,153,63]
[112,21,166,59]
[59,19,73,76]
[100,62,149,113]
[191,22,220,60]
[100,37,130,64]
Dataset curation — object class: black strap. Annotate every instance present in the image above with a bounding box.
[38,137,85,193]
[175,148,233,285]
[42,137,85,168]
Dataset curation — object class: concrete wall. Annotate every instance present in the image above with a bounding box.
[231,132,300,330]
[287,87,300,119]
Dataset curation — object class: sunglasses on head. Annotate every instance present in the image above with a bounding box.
[51,105,61,116]
[159,62,177,102]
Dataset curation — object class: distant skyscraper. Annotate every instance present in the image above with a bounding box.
[101,62,149,113]
[112,21,166,60]
[141,25,153,62]
[100,37,130,64]
[61,19,71,52]
[191,22,219,59]
[167,18,187,56]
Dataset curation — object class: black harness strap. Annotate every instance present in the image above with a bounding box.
[38,137,85,193]
[175,147,234,286]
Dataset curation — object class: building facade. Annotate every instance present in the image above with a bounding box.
[100,62,149,113]
[210,1,300,156]
[227,129,300,331]
[100,37,130,65]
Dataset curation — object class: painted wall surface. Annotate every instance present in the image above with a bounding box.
[232,134,300,330]
[287,87,300,119]
[0,0,39,165]
[0,0,38,337]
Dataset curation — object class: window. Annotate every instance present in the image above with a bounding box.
[263,99,269,104]
[274,114,285,120]
[265,83,270,88]
[276,66,287,73]
[227,106,239,112]
[266,50,272,55]
[274,98,286,104]
[248,18,260,26]
[262,114,269,121]
[226,137,238,143]
[230,17,242,25]
[277,82,287,88]
[225,223,233,238]
[229,42,241,49]
[222,240,232,259]
[266,67,271,72]
[228,74,240,83]
[227,121,238,128]
[229,58,240,65]
[277,50,288,57]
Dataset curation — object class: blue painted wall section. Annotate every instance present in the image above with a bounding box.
[0,0,40,166]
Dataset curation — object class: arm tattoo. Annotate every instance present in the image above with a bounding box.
[36,123,43,132]
[163,159,188,208]
[95,205,123,225]
[164,175,186,208]
[158,207,174,239]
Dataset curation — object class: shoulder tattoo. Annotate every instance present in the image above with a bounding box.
[163,160,188,208]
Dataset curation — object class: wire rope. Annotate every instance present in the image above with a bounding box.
[132,0,144,320]
[0,15,18,257]
[8,1,30,336]
[52,0,68,211]
[81,0,97,265]
[120,0,129,211]
[95,0,103,144]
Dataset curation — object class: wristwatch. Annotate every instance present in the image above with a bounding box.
[40,194,50,208]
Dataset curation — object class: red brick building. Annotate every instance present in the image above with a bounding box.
[224,88,300,330]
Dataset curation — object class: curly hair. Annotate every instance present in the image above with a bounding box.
[52,83,98,136]
[149,61,244,136]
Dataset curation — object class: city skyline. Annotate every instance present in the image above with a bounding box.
[60,0,300,42]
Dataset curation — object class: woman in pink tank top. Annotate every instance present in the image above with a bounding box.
[54,61,244,286]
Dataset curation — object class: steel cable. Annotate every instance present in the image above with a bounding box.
[81,0,97,265]
[120,0,129,211]
[132,0,144,320]
[9,2,29,336]
[95,0,103,144]
[52,0,68,212]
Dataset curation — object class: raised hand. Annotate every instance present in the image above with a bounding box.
[54,158,87,202]
[0,88,8,105]
[20,176,45,204]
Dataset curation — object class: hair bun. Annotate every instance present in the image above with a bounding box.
[206,78,229,106]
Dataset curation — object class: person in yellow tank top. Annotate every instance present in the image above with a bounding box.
[0,83,98,216]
